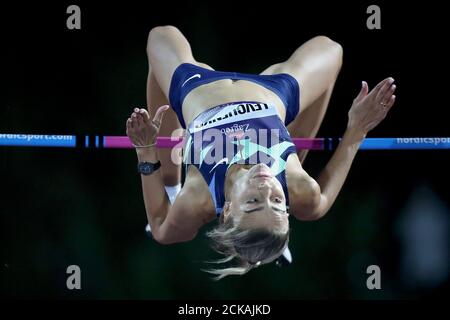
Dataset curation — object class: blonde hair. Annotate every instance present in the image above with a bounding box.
[204,213,290,280]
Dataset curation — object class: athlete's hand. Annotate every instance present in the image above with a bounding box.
[347,77,396,137]
[126,105,169,148]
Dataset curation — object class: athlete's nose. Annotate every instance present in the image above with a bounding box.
[257,182,271,196]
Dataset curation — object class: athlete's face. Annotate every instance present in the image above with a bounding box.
[225,163,289,232]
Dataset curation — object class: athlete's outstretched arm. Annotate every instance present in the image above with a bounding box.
[296,77,396,220]
[126,106,201,244]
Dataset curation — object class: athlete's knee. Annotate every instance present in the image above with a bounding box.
[312,35,342,50]
[314,36,343,64]
[147,25,181,55]
[148,25,180,39]
[328,38,343,67]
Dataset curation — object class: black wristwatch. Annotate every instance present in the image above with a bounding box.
[137,161,161,175]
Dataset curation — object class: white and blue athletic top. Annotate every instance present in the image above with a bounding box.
[183,101,297,216]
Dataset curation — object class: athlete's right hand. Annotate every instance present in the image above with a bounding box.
[126,105,169,148]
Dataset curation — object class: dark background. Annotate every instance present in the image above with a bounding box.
[1,1,449,299]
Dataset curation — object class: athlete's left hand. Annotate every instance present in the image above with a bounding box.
[347,77,396,137]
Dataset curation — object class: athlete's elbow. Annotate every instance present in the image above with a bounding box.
[153,233,184,245]
[153,229,197,245]
[302,188,329,221]
[307,208,328,221]
[151,228,169,245]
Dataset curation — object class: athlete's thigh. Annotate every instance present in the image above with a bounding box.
[147,26,197,97]
[261,36,342,112]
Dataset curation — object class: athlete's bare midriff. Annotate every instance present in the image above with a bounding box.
[180,79,287,127]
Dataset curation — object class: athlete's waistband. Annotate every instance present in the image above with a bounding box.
[169,63,301,129]
[187,101,280,132]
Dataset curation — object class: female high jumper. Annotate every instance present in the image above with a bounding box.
[125,26,396,279]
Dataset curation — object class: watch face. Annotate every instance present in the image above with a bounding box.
[141,163,151,174]
[139,161,160,175]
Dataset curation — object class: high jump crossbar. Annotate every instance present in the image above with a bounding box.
[1,134,450,150]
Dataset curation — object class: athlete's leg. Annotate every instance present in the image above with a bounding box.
[288,84,336,164]
[146,26,213,186]
[146,25,213,97]
[146,66,183,187]
[261,36,342,163]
